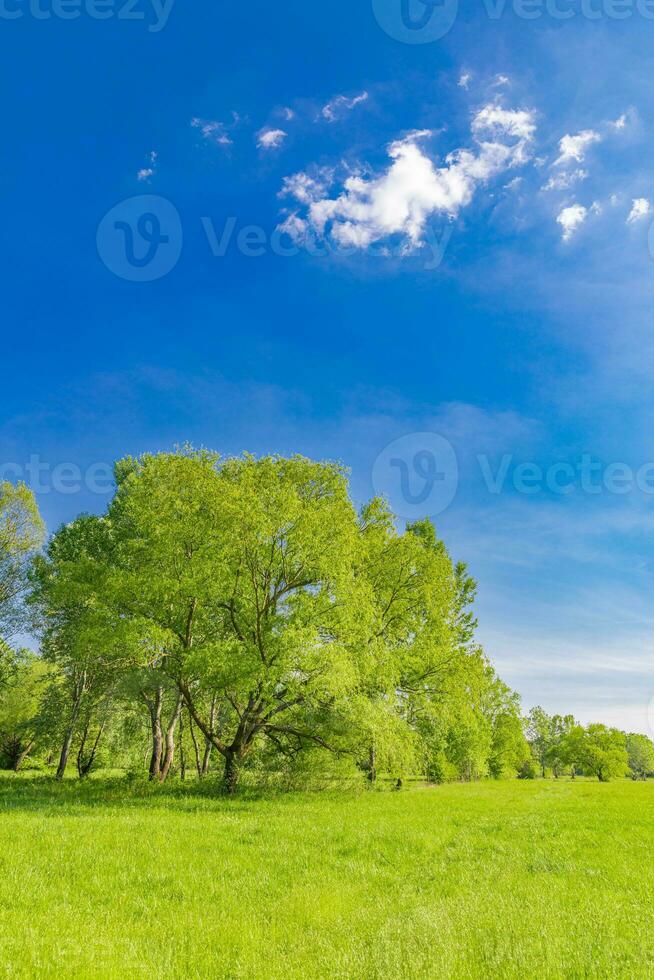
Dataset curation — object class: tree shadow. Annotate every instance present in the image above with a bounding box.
[0,772,284,816]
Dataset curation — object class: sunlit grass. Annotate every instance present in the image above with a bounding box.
[1,774,653,977]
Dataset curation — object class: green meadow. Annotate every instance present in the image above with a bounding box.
[1,775,653,978]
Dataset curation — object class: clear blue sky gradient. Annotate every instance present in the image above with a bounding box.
[4,0,654,730]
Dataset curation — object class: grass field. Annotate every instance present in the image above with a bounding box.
[1,775,653,978]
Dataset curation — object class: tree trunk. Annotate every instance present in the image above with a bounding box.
[56,673,86,780]
[202,696,219,776]
[57,728,75,780]
[202,739,213,776]
[367,745,377,784]
[179,711,186,782]
[148,687,164,780]
[223,748,241,794]
[188,709,203,778]
[76,723,89,778]
[159,691,184,782]
[78,723,106,779]
[13,740,35,772]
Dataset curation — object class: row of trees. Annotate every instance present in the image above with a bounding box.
[1,453,652,791]
[524,706,653,782]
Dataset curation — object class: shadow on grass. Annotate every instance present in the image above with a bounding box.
[0,772,292,816]
[0,771,374,816]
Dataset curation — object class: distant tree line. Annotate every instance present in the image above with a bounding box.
[0,452,652,791]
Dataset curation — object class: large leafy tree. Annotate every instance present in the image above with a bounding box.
[525,706,557,777]
[106,450,365,792]
[626,733,654,780]
[578,724,629,782]
[354,504,458,780]
[30,515,132,779]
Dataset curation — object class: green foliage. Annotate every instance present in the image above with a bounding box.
[517,758,537,779]
[0,649,50,769]
[626,733,654,780]
[0,482,44,642]
[555,723,630,782]
[579,725,629,782]
[23,446,644,790]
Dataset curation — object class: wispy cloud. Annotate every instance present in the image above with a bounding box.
[554,129,601,166]
[557,203,587,241]
[541,168,588,192]
[190,116,233,146]
[627,197,651,223]
[321,90,369,123]
[257,127,288,150]
[136,150,157,182]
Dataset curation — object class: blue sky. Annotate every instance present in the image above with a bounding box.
[4,0,654,731]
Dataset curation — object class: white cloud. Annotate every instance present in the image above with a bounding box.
[279,106,536,252]
[627,198,651,223]
[321,91,369,123]
[611,113,627,131]
[471,104,536,142]
[554,129,601,166]
[257,128,287,150]
[191,117,233,146]
[280,169,334,204]
[556,203,587,241]
[541,168,588,192]
[136,150,157,182]
[493,74,510,87]
[458,71,472,89]
[282,107,295,121]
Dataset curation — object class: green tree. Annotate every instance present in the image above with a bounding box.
[0,648,49,770]
[30,515,124,779]
[485,674,529,779]
[354,506,459,782]
[626,733,654,780]
[580,724,629,782]
[107,450,367,793]
[545,714,576,777]
[525,706,555,777]
[0,482,44,643]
